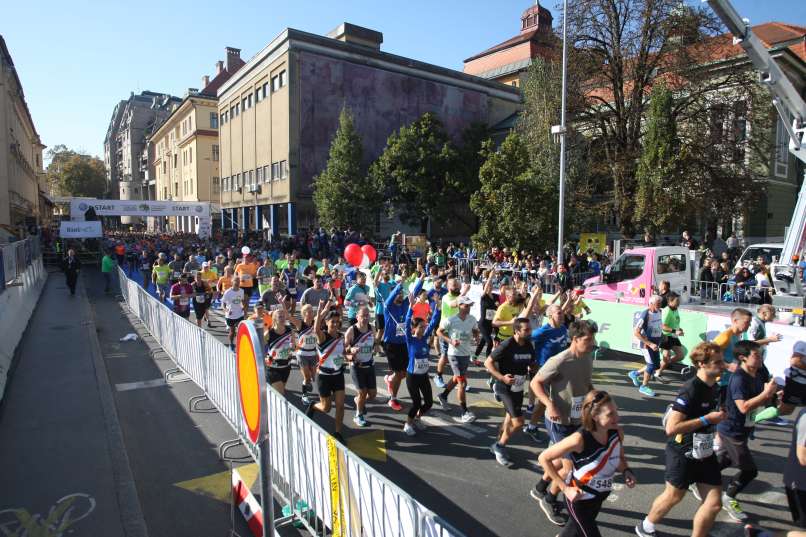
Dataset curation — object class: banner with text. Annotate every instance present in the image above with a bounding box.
[70,199,211,220]
[59,221,103,238]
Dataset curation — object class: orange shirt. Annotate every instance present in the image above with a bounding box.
[235,262,258,288]
[217,276,233,293]
[412,302,430,321]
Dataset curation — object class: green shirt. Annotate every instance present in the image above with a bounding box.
[152,264,172,285]
[101,255,116,273]
[662,307,680,336]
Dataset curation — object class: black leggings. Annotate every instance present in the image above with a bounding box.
[475,321,494,357]
[561,493,608,537]
[406,373,433,419]
[717,435,758,497]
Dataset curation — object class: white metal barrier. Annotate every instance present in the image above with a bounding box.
[117,267,464,537]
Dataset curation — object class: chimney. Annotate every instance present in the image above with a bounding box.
[327,23,383,50]
[216,60,224,75]
[226,47,241,73]
[202,75,210,88]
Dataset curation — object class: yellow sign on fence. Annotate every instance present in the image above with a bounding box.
[579,232,607,254]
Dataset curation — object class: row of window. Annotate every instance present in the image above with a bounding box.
[222,160,288,191]
[221,70,287,125]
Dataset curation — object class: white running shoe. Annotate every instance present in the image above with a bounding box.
[460,411,476,423]
[403,423,416,436]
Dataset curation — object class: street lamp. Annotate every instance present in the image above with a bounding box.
[554,0,570,264]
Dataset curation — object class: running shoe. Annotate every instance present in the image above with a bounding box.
[437,393,450,411]
[384,374,394,397]
[460,411,476,423]
[353,414,369,428]
[526,403,535,414]
[525,426,547,445]
[472,357,483,367]
[538,496,568,526]
[722,493,748,522]
[653,372,670,384]
[435,376,446,389]
[634,523,657,537]
[638,385,656,397]
[765,416,791,426]
[388,399,403,411]
[487,376,496,389]
[628,370,641,387]
[465,385,473,394]
[490,442,512,466]
[689,483,702,502]
[403,423,416,436]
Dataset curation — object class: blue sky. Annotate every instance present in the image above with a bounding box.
[3,0,805,161]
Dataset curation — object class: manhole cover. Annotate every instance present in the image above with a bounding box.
[49,325,70,331]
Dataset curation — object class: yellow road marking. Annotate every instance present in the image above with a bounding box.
[174,463,258,503]
[346,429,387,462]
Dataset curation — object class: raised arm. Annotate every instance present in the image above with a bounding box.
[424,302,442,338]
[385,281,404,309]
[314,300,329,342]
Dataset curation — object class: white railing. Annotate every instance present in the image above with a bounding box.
[117,267,464,537]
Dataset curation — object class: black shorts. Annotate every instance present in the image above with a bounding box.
[664,445,722,489]
[226,316,244,328]
[493,382,524,418]
[351,364,377,390]
[375,314,385,330]
[784,375,806,406]
[787,487,806,529]
[193,304,208,319]
[267,367,291,385]
[384,342,408,372]
[175,309,190,319]
[660,335,682,350]
[318,373,345,397]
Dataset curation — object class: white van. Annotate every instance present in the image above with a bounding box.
[735,243,783,270]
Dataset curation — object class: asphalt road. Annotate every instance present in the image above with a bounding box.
[124,269,798,537]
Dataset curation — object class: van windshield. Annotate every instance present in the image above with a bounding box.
[606,254,645,284]
[740,247,781,266]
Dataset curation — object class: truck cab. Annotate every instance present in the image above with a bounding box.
[583,247,692,306]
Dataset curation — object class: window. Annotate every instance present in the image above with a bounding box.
[262,83,268,99]
[235,103,240,116]
[775,112,791,178]
[255,88,261,103]
[279,160,288,179]
[249,170,255,185]
[162,162,167,174]
[189,147,193,164]
[173,154,177,168]
[271,75,279,92]
[731,101,747,164]
[183,151,187,165]
[279,70,287,88]
[247,94,252,108]
[174,182,179,196]
[221,111,227,124]
[230,106,235,118]
[656,254,686,275]
[605,254,645,284]
[236,173,241,189]
[189,115,193,130]
[242,97,247,110]
[213,176,220,194]
[256,167,263,183]
[163,187,168,199]
[210,112,218,129]
[271,161,280,180]
[212,144,219,162]
[709,105,727,146]
[263,165,270,183]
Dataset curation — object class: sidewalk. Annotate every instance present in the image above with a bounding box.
[0,272,146,536]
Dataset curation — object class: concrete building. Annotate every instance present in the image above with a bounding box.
[0,35,48,233]
[150,48,244,232]
[217,23,521,237]
[463,2,555,88]
[103,91,181,225]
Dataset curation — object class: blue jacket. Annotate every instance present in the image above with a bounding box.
[382,280,414,344]
[405,295,440,374]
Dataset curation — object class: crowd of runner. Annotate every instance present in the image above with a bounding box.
[68,229,806,537]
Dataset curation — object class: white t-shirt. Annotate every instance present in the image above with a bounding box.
[443,314,478,357]
[222,288,245,319]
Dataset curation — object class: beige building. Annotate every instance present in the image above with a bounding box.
[0,35,48,233]
[150,48,244,232]
[217,23,521,236]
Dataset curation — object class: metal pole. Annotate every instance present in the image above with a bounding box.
[557,0,569,265]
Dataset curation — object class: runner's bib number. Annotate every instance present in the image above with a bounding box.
[196,295,206,303]
[240,274,252,283]
[288,287,297,295]
[511,374,526,393]
[303,335,318,347]
[178,298,189,306]
[332,356,344,368]
[173,271,181,278]
[570,396,585,420]
[395,323,406,337]
[691,432,714,460]
[414,358,430,374]
[589,478,613,491]
[486,310,496,321]
[142,263,150,270]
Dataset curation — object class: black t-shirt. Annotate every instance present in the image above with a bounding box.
[718,367,768,440]
[479,292,500,325]
[490,337,535,376]
[669,376,719,452]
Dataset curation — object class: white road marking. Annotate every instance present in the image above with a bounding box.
[115,378,167,392]
[420,416,474,439]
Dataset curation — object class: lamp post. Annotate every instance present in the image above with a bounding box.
[553,0,570,264]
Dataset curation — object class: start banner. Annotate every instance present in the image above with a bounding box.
[70,199,211,220]
[59,221,103,238]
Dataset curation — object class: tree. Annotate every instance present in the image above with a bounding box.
[312,107,381,233]
[371,113,477,230]
[634,83,682,235]
[46,146,106,198]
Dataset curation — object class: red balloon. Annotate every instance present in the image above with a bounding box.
[361,244,377,263]
[344,243,363,267]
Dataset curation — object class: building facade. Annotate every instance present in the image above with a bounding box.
[217,23,521,236]
[103,91,181,224]
[0,35,47,233]
[150,48,244,232]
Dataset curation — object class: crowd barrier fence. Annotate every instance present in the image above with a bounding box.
[116,266,464,537]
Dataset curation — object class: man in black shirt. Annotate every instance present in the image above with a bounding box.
[486,317,534,467]
[636,341,726,537]
[62,249,81,296]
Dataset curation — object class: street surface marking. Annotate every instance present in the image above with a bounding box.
[115,378,167,392]
[420,416,474,439]
[174,463,258,503]
[0,493,96,537]
[346,430,387,462]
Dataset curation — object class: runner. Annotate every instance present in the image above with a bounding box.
[713,308,753,403]
[235,252,259,313]
[169,274,193,319]
[264,305,297,396]
[62,249,81,296]
[436,295,479,423]
[199,261,218,327]
[305,300,348,443]
[539,390,636,537]
[345,305,377,427]
[716,340,778,521]
[300,274,331,311]
[190,272,212,327]
[344,270,371,325]
[168,253,184,284]
[530,320,597,526]
[635,341,726,537]
[138,249,154,289]
[257,257,275,298]
[403,277,441,436]
[486,317,535,466]
[382,277,415,412]
[152,256,172,302]
[434,278,462,389]
[281,255,299,307]
[296,304,318,404]
[221,277,245,350]
[374,268,395,355]
[217,266,235,306]
[628,295,664,397]
[473,273,497,365]
[656,292,685,383]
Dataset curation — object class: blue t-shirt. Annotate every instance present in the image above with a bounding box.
[531,324,569,366]
[589,260,601,275]
[383,281,416,345]
[345,283,370,319]
[717,367,768,439]
[405,304,440,374]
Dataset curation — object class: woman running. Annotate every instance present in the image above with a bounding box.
[191,272,212,328]
[402,276,441,436]
[345,305,377,427]
[296,304,319,404]
[264,306,297,395]
[538,390,636,537]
